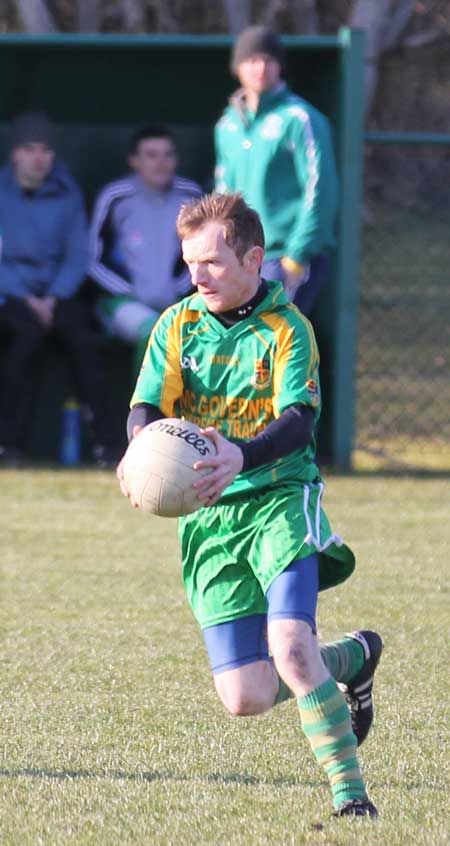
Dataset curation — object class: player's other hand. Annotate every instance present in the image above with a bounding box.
[26,295,56,330]
[280,258,310,302]
[193,427,243,506]
[116,425,143,507]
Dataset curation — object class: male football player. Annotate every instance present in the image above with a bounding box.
[117,193,382,819]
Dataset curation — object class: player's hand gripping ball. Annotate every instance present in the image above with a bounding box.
[122,418,217,517]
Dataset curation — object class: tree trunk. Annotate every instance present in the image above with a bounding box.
[381,0,415,52]
[153,2,179,33]
[350,0,393,116]
[350,0,416,117]
[15,0,57,33]
[120,0,146,32]
[222,0,251,34]
[260,0,283,28]
[351,0,393,58]
[77,0,100,33]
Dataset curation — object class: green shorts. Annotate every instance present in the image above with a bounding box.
[178,482,355,629]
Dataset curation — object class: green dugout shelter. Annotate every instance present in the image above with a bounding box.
[0,29,364,468]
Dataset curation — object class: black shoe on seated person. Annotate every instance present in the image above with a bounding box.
[92,443,122,470]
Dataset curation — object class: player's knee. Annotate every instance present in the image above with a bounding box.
[223,692,267,717]
[273,641,311,679]
[270,622,317,684]
[216,684,272,716]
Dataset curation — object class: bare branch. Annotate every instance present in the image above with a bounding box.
[403,27,449,47]
[222,0,251,34]
[77,0,100,33]
[15,0,58,33]
[381,0,415,51]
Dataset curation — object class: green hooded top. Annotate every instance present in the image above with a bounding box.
[214,83,338,265]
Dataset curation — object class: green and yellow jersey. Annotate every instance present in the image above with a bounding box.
[131,279,321,498]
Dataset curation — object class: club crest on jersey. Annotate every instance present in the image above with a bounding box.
[181,355,200,373]
[251,358,271,390]
[260,114,283,140]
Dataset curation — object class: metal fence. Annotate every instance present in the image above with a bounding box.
[354,134,450,471]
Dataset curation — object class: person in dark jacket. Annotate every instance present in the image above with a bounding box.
[0,110,117,467]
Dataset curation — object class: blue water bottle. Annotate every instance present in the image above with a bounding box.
[60,399,81,466]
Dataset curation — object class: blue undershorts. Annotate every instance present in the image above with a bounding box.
[202,553,319,674]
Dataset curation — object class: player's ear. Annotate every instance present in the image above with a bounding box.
[244,246,264,271]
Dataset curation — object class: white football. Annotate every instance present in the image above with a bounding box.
[122,418,217,518]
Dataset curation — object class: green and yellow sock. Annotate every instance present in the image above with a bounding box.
[298,676,367,809]
[320,637,365,685]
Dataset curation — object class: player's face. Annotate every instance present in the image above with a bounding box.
[129,137,178,190]
[237,54,282,95]
[11,142,55,189]
[182,221,263,313]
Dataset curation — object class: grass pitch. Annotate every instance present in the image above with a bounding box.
[0,469,449,846]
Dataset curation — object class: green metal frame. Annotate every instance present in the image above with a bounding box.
[0,32,342,49]
[333,28,365,470]
[366,131,450,145]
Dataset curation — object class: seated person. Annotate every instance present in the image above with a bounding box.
[0,110,118,467]
[89,124,203,374]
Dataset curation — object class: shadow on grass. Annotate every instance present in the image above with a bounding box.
[0,766,316,788]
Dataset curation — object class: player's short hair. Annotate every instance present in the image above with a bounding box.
[130,124,176,154]
[176,192,265,261]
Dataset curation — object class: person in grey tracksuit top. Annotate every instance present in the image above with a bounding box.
[89,124,202,373]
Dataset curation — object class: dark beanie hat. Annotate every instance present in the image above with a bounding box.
[231,26,286,74]
[9,110,55,150]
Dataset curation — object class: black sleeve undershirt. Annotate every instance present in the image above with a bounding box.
[127,402,315,471]
[238,404,315,471]
[127,403,165,441]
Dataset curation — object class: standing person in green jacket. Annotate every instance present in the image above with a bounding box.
[214,26,338,316]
